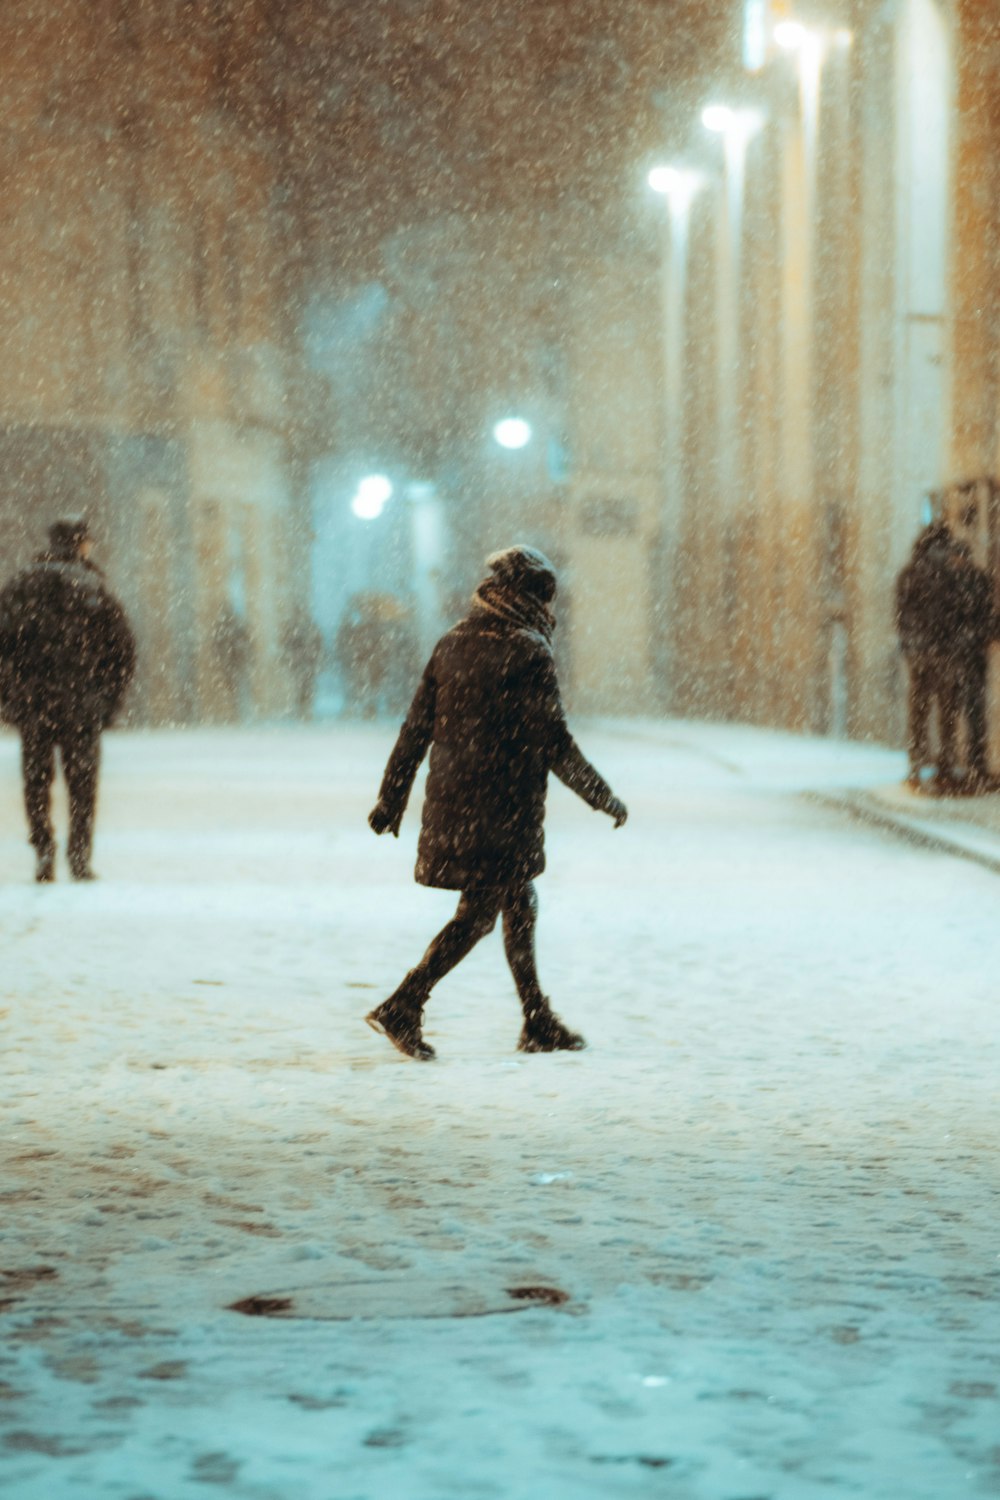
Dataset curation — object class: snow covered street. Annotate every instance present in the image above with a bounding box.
[2,720,999,1500]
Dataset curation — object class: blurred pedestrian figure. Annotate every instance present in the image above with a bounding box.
[951,540,998,793]
[0,517,135,881]
[335,592,399,718]
[383,600,419,716]
[895,521,965,793]
[281,609,324,720]
[211,605,252,722]
[366,544,628,1060]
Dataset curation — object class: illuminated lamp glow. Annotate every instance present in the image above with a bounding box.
[351,491,384,520]
[701,104,734,134]
[351,473,393,520]
[703,105,765,142]
[648,166,704,212]
[774,20,809,51]
[493,418,532,450]
[357,474,393,505]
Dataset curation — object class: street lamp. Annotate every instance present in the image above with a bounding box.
[493,417,532,450]
[647,159,704,671]
[700,101,764,541]
[774,20,809,52]
[350,473,393,521]
[648,165,704,216]
[770,17,851,209]
[701,104,764,141]
[775,19,853,54]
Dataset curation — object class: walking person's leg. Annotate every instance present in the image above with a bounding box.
[367,888,502,1059]
[62,726,101,879]
[501,881,585,1052]
[935,661,960,791]
[907,654,932,785]
[20,721,56,881]
[963,655,989,786]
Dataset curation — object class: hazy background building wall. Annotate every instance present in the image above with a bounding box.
[0,0,307,725]
[660,0,1000,755]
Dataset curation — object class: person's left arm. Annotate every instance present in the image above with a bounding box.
[527,640,628,827]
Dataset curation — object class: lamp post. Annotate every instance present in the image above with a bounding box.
[769,19,852,514]
[648,167,704,525]
[701,105,764,517]
[647,164,705,708]
[773,21,851,218]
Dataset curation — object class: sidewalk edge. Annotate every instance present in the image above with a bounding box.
[804,790,1000,878]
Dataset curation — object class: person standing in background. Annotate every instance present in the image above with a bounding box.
[0,517,135,881]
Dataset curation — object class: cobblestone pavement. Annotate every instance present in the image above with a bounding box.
[1,722,998,1500]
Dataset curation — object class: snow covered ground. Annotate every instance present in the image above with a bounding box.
[2,719,999,1500]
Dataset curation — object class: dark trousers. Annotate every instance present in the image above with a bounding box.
[959,653,989,776]
[20,719,101,872]
[408,882,543,1010]
[907,651,959,776]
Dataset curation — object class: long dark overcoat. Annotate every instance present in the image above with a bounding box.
[895,538,965,657]
[0,555,136,729]
[376,608,613,890]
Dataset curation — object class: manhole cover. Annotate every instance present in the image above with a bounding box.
[228,1279,569,1320]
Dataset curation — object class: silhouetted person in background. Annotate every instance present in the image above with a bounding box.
[336,592,402,718]
[0,517,135,880]
[281,610,324,720]
[211,605,252,722]
[382,601,420,717]
[895,521,965,793]
[951,540,997,792]
[366,545,627,1060]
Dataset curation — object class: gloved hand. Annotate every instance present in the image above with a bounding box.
[369,802,401,837]
[604,795,628,829]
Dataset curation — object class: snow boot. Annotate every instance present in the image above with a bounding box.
[366,974,435,1061]
[34,846,55,883]
[517,999,586,1054]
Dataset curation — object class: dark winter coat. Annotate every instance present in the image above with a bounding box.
[952,554,996,660]
[0,553,136,730]
[375,607,615,890]
[895,534,967,658]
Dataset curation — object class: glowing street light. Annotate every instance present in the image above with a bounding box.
[774,19,853,56]
[648,165,704,214]
[350,473,393,521]
[701,104,765,141]
[493,417,532,450]
[774,20,809,51]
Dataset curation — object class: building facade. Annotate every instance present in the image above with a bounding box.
[656,0,1000,751]
[0,0,308,724]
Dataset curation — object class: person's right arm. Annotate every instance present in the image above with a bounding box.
[368,660,437,836]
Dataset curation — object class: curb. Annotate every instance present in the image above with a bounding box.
[805,789,1000,878]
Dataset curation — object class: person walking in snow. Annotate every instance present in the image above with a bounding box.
[366,544,627,1060]
[0,517,135,881]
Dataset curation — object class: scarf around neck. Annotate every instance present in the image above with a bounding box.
[472,577,555,646]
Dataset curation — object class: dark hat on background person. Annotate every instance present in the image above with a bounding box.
[484,544,557,602]
[48,516,90,551]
